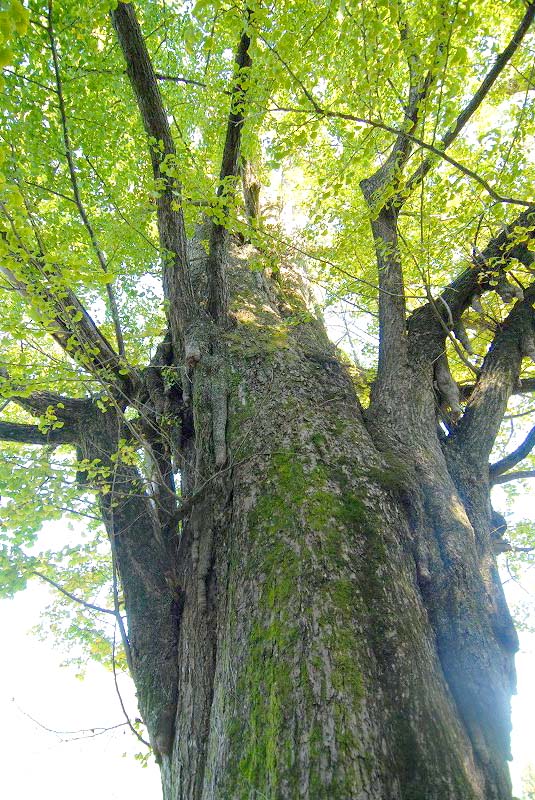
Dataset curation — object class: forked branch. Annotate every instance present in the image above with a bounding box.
[0,250,133,391]
[492,469,535,485]
[408,207,535,339]
[447,293,535,464]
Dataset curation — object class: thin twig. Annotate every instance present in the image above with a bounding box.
[33,570,117,617]
[112,627,150,748]
[47,0,126,357]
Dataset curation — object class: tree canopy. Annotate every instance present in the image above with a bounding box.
[1,0,535,770]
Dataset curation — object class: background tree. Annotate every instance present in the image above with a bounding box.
[1,1,535,799]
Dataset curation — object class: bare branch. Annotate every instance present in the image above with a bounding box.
[490,425,535,479]
[112,626,150,748]
[154,73,207,89]
[33,570,118,616]
[12,699,131,742]
[111,553,134,676]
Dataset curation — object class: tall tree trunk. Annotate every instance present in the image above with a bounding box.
[115,243,516,800]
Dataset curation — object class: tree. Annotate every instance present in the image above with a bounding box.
[1,0,535,798]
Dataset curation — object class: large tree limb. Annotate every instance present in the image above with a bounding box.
[361,1,432,208]
[367,205,409,404]
[0,368,92,421]
[446,291,535,465]
[207,23,252,323]
[405,2,535,194]
[111,2,197,353]
[408,207,535,342]
[460,377,535,401]
[490,425,535,479]
[0,420,76,445]
[361,10,433,408]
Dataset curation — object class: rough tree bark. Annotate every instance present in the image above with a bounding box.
[2,3,535,800]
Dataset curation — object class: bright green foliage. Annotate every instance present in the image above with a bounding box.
[0,0,534,663]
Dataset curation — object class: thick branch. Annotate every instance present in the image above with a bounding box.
[111,2,196,349]
[406,2,535,193]
[492,469,535,485]
[490,425,535,479]
[408,207,535,341]
[361,5,432,208]
[368,205,408,400]
[361,9,433,411]
[207,24,252,323]
[447,294,535,464]
[460,377,535,401]
[241,158,261,222]
[0,420,76,445]
[0,373,91,422]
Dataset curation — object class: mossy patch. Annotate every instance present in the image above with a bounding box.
[225,448,387,797]
[224,319,290,358]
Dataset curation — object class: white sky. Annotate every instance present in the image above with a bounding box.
[0,583,161,799]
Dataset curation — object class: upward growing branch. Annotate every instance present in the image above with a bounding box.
[360,8,433,407]
[405,1,535,194]
[111,2,197,353]
[490,425,535,480]
[448,287,535,466]
[0,244,133,391]
[47,0,126,358]
[207,22,252,323]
